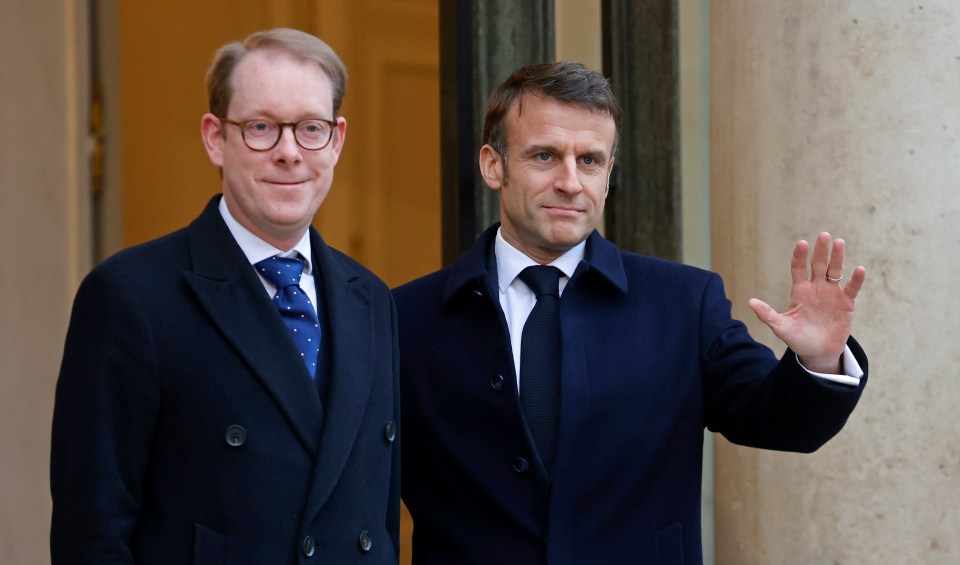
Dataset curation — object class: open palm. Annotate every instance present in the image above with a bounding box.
[748,232,867,374]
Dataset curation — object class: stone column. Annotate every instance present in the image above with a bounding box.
[0,1,91,561]
[712,3,960,563]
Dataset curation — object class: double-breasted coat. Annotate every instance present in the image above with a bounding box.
[51,196,400,564]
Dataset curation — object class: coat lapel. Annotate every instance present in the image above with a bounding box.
[182,197,324,455]
[552,232,629,482]
[302,230,375,517]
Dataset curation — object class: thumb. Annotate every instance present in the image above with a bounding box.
[748,298,776,327]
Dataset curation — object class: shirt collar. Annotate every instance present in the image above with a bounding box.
[494,227,585,294]
[218,196,314,275]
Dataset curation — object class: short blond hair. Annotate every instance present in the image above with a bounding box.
[206,28,347,118]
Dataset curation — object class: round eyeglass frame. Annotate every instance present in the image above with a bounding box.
[218,117,337,151]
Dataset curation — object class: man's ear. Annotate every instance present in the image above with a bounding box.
[605,156,615,196]
[200,113,225,167]
[479,144,504,190]
[328,116,347,161]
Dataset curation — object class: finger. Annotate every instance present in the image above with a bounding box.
[791,240,810,285]
[748,298,778,327]
[810,232,832,281]
[843,265,867,300]
[826,238,845,282]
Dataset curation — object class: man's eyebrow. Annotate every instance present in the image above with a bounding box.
[522,144,558,154]
[580,149,609,161]
[520,144,610,160]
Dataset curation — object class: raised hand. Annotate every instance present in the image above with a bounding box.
[747,232,867,374]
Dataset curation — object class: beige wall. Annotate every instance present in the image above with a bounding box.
[712,3,960,563]
[555,0,602,70]
[0,1,91,562]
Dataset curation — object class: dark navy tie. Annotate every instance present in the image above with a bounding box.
[518,265,563,472]
[256,255,321,379]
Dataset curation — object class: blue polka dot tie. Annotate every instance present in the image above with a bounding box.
[518,265,563,473]
[256,255,321,379]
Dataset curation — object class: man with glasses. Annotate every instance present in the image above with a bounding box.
[51,28,400,564]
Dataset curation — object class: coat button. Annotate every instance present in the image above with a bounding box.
[512,457,530,473]
[358,529,373,552]
[490,373,505,391]
[224,425,246,447]
[301,535,315,557]
[384,421,397,443]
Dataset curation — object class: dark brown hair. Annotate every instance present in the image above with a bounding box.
[482,61,621,163]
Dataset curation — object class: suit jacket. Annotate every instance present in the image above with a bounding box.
[393,225,867,565]
[51,196,400,564]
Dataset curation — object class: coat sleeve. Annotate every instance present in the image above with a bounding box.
[50,264,161,563]
[699,273,867,453]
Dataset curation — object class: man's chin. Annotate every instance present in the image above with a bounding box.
[545,227,590,249]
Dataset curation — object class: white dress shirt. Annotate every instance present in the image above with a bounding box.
[218,197,319,315]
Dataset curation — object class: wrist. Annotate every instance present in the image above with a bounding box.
[797,353,843,375]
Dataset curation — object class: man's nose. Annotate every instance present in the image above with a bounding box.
[273,126,302,162]
[555,157,582,193]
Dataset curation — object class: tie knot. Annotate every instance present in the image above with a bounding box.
[256,255,305,289]
[518,265,562,298]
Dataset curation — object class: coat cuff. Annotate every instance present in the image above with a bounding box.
[796,344,863,387]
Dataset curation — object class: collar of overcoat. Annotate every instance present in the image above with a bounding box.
[442,223,629,304]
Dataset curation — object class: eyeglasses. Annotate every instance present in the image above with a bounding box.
[219,117,337,151]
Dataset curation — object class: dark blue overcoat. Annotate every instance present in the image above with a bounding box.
[51,196,401,564]
[394,225,866,565]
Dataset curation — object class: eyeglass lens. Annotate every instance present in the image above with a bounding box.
[240,119,334,150]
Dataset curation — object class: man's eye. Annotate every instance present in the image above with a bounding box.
[536,152,551,161]
[582,156,595,165]
[246,121,274,134]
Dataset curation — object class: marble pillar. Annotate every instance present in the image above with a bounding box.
[0,1,91,562]
[712,3,960,563]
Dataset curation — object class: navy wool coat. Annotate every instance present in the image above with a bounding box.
[394,225,866,565]
[51,196,401,564]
